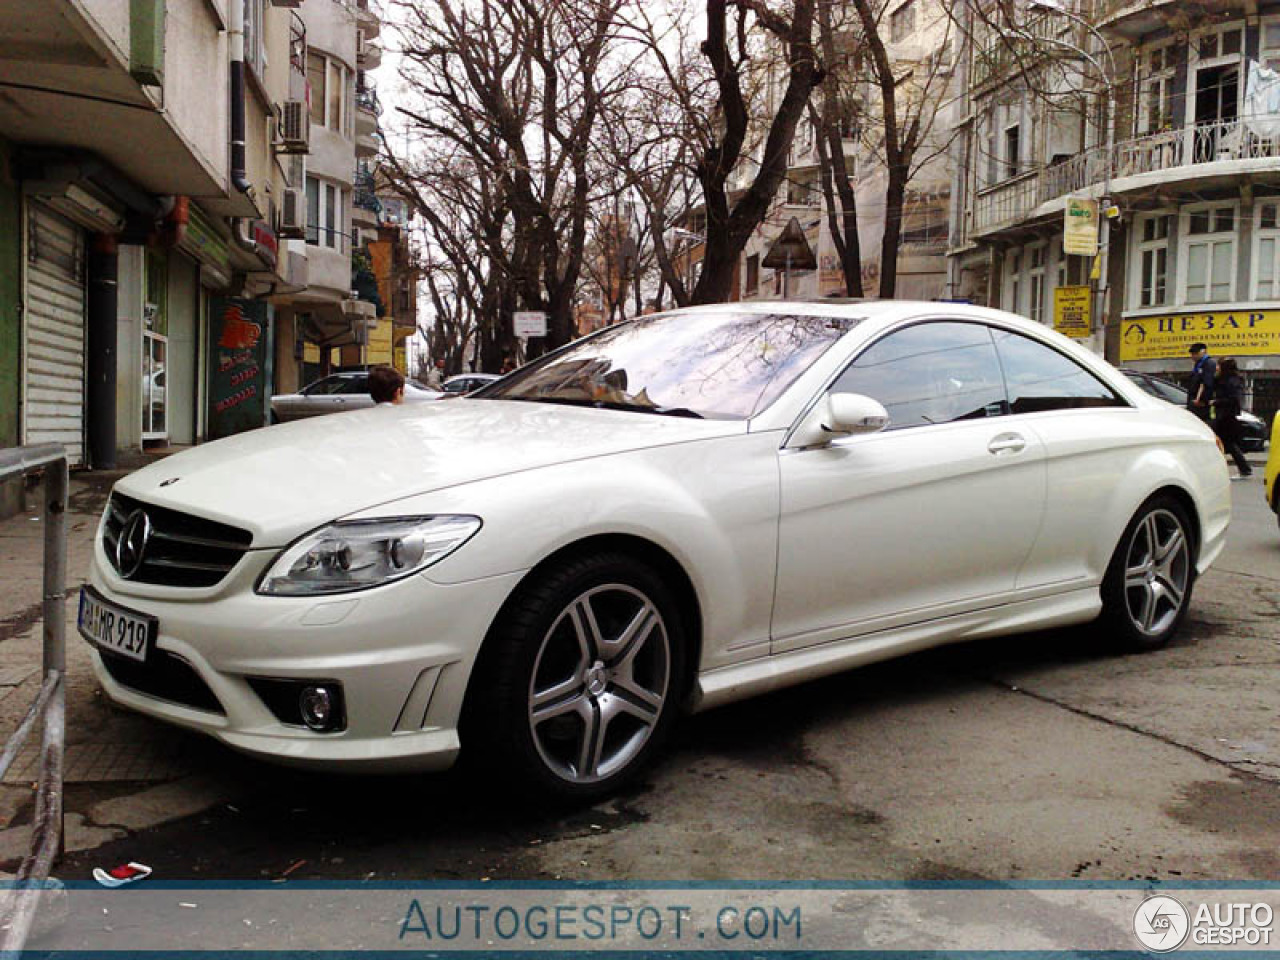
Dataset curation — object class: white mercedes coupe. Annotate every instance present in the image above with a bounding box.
[81,302,1231,799]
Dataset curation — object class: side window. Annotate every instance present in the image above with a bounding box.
[993,330,1125,413]
[302,377,342,396]
[831,321,1008,430]
[337,375,370,395]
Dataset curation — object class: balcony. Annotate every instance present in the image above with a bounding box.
[970,13,1081,90]
[970,117,1280,236]
[355,0,381,40]
[355,83,380,138]
[357,38,383,71]
[352,166,382,229]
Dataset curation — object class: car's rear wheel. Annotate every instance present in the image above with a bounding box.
[1100,496,1195,652]
[464,551,687,801]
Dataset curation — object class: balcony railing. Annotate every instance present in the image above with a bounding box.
[971,117,1280,235]
[354,167,382,215]
[356,84,381,116]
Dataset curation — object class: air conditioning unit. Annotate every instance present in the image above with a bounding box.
[277,100,310,155]
[280,187,306,239]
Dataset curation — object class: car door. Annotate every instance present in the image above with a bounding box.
[334,373,374,412]
[989,328,1134,590]
[771,320,1048,654]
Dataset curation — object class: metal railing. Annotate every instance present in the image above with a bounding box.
[970,117,1280,235]
[0,443,68,952]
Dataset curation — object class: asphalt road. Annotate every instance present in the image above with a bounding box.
[50,476,1280,889]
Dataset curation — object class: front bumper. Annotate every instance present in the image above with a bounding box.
[85,542,525,772]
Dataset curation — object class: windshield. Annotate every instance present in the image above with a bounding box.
[480,311,858,419]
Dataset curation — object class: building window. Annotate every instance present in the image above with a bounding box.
[1004,124,1020,179]
[1005,248,1022,314]
[328,60,347,133]
[244,0,266,78]
[889,1,915,42]
[1135,213,1171,308]
[306,176,348,251]
[746,254,759,294]
[1138,45,1176,135]
[1028,243,1046,324]
[1264,21,1280,72]
[1254,201,1280,299]
[307,53,326,126]
[1181,204,1236,304]
[307,53,350,134]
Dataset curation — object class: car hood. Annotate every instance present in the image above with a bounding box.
[114,400,743,545]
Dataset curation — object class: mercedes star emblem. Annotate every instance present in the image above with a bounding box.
[116,509,153,579]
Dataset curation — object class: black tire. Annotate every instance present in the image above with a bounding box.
[462,551,688,802]
[1100,495,1196,652]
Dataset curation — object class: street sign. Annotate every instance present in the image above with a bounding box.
[762,218,818,270]
[1063,197,1099,256]
[1053,286,1091,339]
[513,311,547,338]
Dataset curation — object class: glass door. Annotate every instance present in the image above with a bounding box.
[143,250,169,442]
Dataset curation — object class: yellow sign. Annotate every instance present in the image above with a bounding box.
[366,318,394,366]
[1120,310,1280,361]
[1064,197,1098,256]
[1053,286,1091,339]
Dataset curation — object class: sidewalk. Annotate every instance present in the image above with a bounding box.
[0,463,248,867]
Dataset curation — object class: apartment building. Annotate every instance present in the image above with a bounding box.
[734,0,958,303]
[950,0,1280,420]
[272,0,382,393]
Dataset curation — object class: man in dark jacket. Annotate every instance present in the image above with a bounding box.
[1187,342,1216,423]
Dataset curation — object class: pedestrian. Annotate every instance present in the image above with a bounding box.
[1187,342,1216,423]
[499,356,516,375]
[424,359,445,390]
[368,364,405,405]
[1212,357,1253,479]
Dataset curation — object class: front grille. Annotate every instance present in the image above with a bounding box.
[103,493,252,588]
[99,648,226,715]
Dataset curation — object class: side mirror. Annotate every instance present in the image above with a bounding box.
[789,392,889,448]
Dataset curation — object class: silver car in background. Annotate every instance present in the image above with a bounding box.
[270,372,442,423]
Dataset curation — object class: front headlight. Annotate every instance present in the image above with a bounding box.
[257,516,482,596]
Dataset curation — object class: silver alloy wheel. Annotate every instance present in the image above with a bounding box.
[1122,508,1191,637]
[527,584,671,784]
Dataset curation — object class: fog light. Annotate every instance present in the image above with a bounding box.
[299,685,336,731]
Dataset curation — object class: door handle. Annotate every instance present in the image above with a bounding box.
[987,433,1026,455]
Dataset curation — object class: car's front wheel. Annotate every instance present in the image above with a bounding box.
[1100,496,1195,651]
[464,551,687,801]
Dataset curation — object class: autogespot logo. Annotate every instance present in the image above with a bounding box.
[1134,895,1191,953]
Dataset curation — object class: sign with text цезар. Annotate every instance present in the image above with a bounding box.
[1120,310,1280,361]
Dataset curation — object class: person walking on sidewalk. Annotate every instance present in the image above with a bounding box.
[1187,342,1216,423]
[1212,357,1252,479]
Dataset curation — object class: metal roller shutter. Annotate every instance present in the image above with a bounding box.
[24,202,86,466]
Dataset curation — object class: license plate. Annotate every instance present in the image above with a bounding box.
[77,587,156,663]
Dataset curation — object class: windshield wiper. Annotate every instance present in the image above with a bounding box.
[595,401,704,419]
[505,396,703,418]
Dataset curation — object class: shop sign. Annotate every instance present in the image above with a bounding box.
[1053,286,1091,339]
[1063,197,1098,256]
[208,297,269,440]
[1120,311,1280,361]
[514,311,547,338]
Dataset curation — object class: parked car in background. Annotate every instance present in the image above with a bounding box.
[271,372,442,422]
[1122,369,1268,452]
[441,373,501,398]
[83,303,1230,799]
